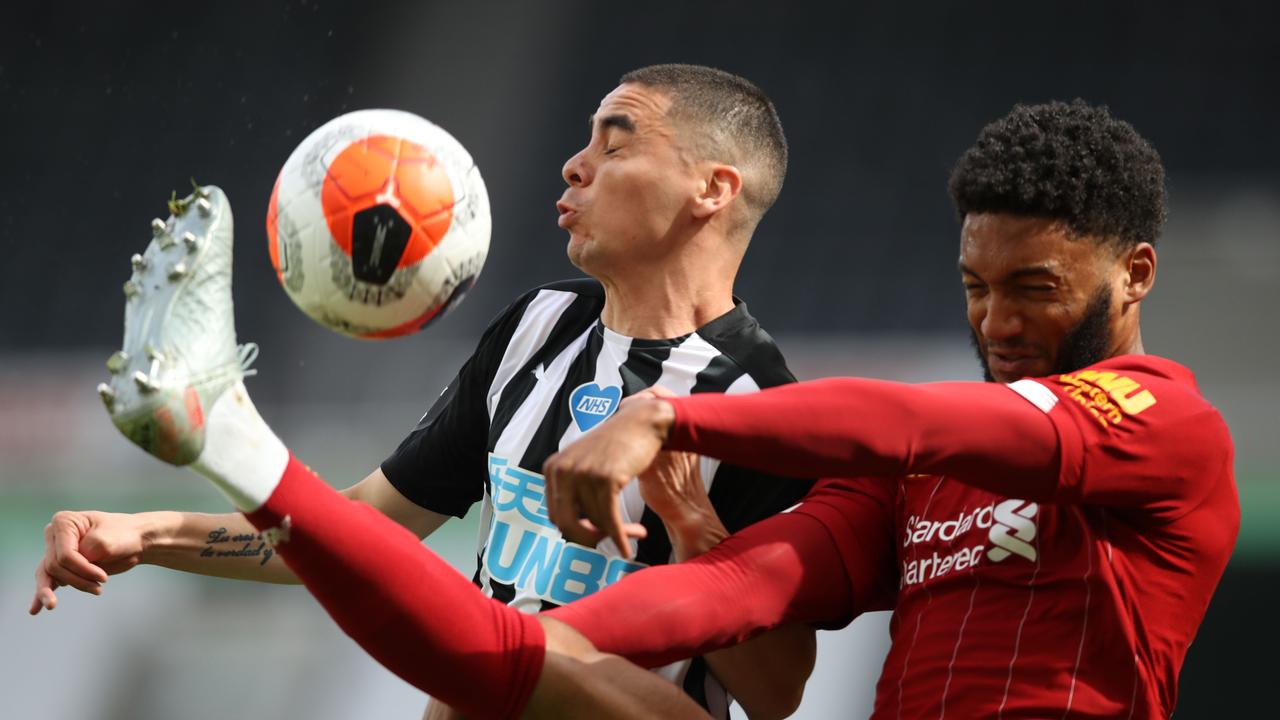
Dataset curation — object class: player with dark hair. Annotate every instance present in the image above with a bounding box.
[544,99,1239,718]
[32,64,815,719]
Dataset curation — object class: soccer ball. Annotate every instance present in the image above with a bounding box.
[266,109,490,339]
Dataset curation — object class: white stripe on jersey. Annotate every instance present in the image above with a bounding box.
[486,289,578,419]
[491,323,594,463]
[1008,378,1059,413]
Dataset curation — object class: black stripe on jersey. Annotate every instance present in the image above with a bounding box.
[681,658,712,711]
[489,293,601,441]
[489,579,515,604]
[695,299,796,389]
[633,507,672,567]
[689,352,746,395]
[518,329,605,470]
[622,342,679,565]
[619,340,675,396]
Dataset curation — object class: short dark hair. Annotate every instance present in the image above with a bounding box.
[620,64,788,228]
[948,100,1167,247]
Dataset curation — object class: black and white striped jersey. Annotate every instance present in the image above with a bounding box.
[382,279,812,718]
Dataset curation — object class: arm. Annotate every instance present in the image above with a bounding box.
[148,468,448,579]
[30,468,447,613]
[664,378,1061,499]
[546,377,1061,551]
[639,451,816,719]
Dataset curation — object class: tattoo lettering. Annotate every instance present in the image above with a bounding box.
[200,527,275,566]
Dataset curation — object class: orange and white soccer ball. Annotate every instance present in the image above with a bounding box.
[266,109,490,339]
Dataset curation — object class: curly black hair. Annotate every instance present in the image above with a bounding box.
[948,100,1167,247]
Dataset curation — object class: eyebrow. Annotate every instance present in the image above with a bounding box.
[958,262,1060,281]
[587,113,636,133]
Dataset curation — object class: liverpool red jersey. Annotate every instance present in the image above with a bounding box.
[652,354,1238,718]
[850,355,1238,718]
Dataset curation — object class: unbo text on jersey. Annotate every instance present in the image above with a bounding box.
[485,454,646,605]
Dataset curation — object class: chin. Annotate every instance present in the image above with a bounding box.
[565,234,589,269]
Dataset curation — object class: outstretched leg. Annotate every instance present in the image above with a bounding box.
[200,385,708,719]
[99,186,708,719]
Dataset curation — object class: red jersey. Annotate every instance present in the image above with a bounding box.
[661,354,1238,719]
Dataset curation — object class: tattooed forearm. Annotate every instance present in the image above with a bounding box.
[200,527,276,566]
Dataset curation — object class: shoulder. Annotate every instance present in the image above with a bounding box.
[1032,354,1234,499]
[528,277,605,302]
[694,299,796,389]
[481,278,606,339]
[1045,355,1225,432]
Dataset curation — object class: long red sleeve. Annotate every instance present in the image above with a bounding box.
[665,378,1064,502]
[548,495,881,667]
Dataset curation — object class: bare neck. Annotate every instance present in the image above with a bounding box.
[1118,328,1145,357]
[1111,303,1146,358]
[596,252,739,339]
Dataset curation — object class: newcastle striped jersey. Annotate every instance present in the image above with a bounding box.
[382,279,812,717]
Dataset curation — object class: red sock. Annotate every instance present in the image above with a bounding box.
[243,455,544,719]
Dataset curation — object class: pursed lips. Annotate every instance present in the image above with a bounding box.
[556,200,580,228]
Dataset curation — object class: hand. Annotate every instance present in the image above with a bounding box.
[543,391,677,558]
[29,510,154,615]
[638,451,728,561]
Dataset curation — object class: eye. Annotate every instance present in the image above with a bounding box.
[603,147,620,155]
[963,282,986,294]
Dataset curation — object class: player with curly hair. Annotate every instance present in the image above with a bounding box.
[545,99,1239,718]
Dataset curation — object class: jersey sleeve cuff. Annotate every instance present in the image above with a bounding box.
[379,458,475,519]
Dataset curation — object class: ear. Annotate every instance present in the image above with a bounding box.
[1122,242,1157,303]
[690,163,743,220]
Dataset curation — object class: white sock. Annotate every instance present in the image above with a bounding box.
[190,380,289,512]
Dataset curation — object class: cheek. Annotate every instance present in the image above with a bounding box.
[965,297,986,334]
[1030,304,1077,347]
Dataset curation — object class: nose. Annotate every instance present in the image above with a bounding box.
[562,147,592,188]
[979,293,1023,342]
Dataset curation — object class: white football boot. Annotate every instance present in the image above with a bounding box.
[98,184,257,466]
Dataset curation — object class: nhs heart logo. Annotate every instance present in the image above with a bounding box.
[569,383,623,432]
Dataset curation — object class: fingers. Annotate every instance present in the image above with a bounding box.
[546,454,643,558]
[31,515,108,616]
[577,481,631,559]
[569,520,648,548]
[544,453,577,537]
[29,591,49,616]
[44,559,103,596]
[29,566,56,615]
[603,488,631,559]
[51,521,109,585]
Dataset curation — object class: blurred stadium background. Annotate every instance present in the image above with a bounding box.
[2,2,1276,717]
